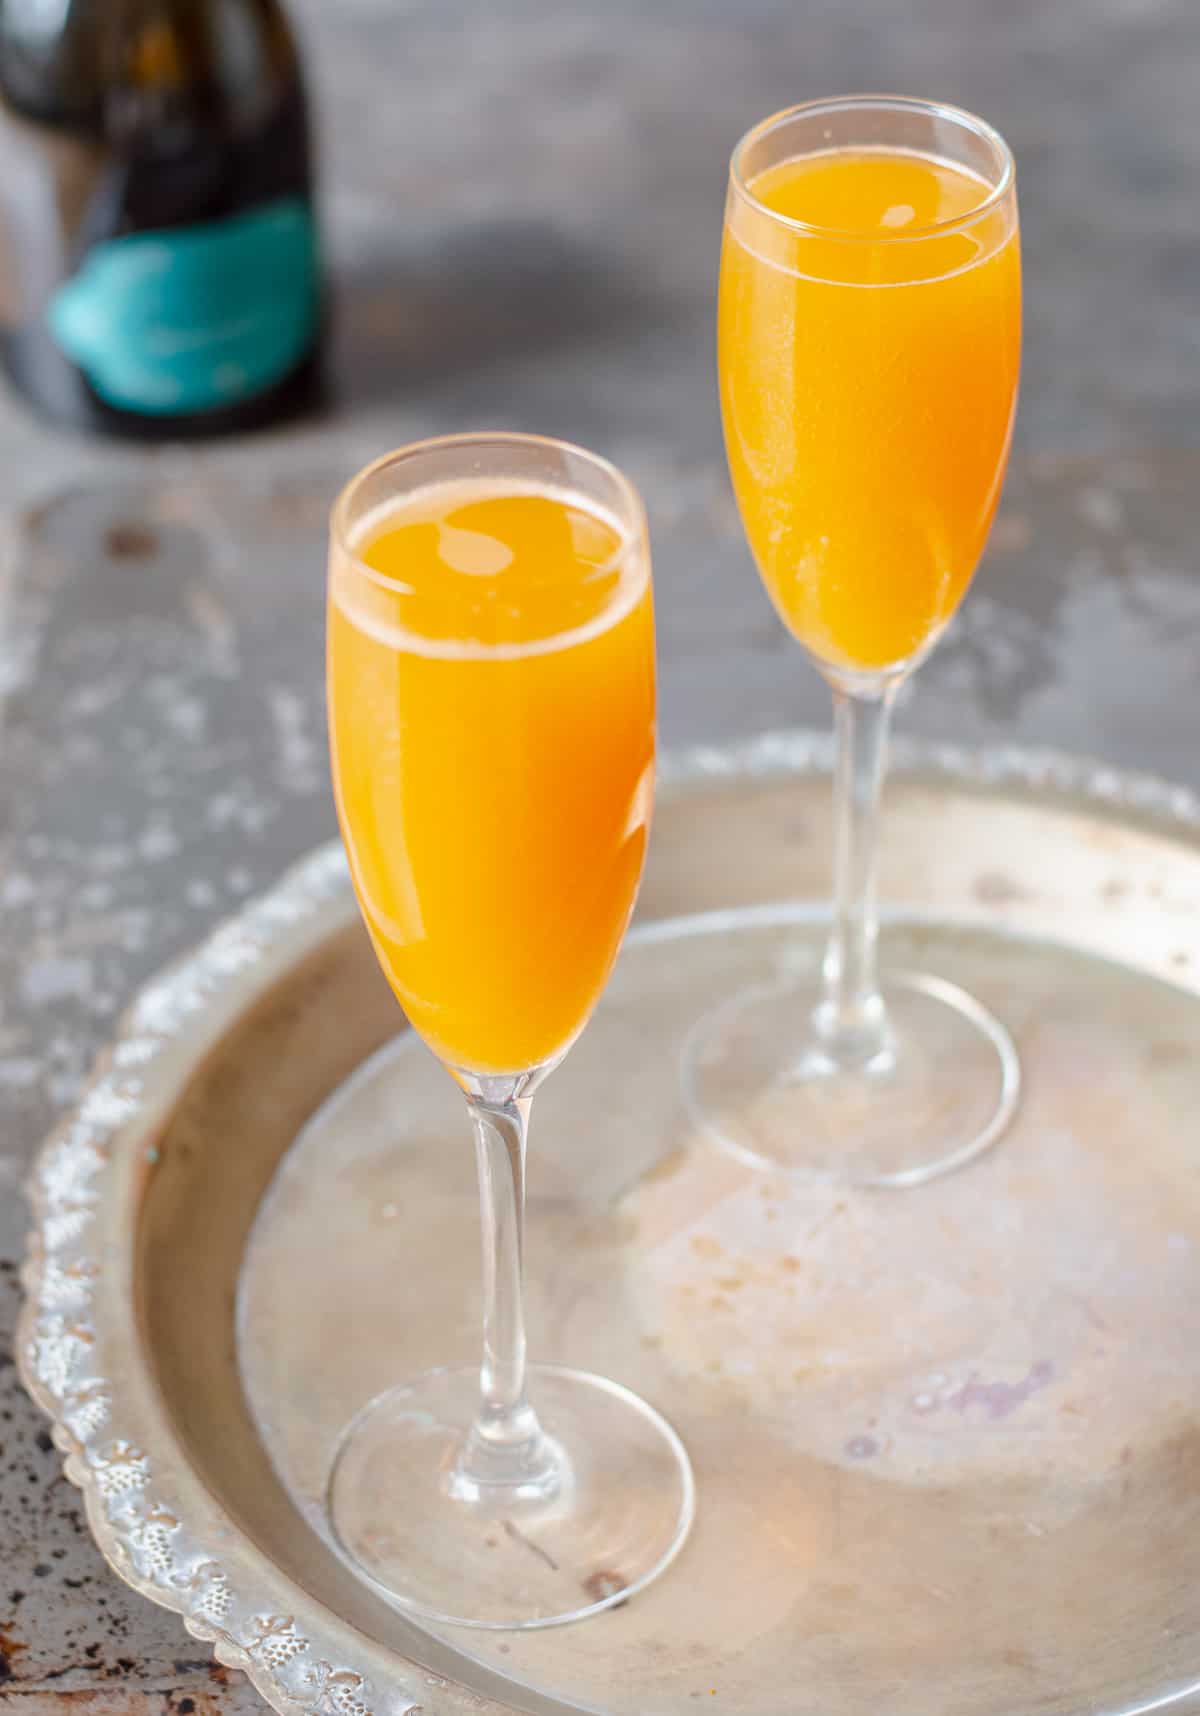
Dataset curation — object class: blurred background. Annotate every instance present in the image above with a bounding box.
[0,0,1197,1694]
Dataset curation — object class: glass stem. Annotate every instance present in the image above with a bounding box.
[813,678,899,1068]
[449,1083,559,1503]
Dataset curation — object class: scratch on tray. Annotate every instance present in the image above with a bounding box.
[502,1518,559,1573]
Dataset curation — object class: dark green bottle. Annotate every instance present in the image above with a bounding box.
[0,0,323,437]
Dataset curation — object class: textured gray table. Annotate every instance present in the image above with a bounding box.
[1,0,1197,1706]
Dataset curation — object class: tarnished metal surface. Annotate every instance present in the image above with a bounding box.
[2,0,1199,1703]
[0,1260,261,1712]
[16,741,1200,1716]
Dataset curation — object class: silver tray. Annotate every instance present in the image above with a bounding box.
[18,733,1200,1716]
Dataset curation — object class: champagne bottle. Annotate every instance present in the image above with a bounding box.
[0,0,323,437]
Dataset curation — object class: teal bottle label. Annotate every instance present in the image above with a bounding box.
[48,195,317,416]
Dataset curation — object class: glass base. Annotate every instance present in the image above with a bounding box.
[683,970,1020,1188]
[326,1363,695,1630]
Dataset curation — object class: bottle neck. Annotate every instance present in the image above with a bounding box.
[0,0,301,140]
[106,0,300,145]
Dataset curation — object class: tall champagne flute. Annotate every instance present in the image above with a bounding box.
[325,434,693,1628]
[686,97,1023,1186]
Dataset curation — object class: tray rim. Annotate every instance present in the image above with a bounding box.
[17,729,1200,1716]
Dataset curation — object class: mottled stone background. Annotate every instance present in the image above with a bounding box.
[0,0,1197,1703]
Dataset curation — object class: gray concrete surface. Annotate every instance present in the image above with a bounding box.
[0,0,1197,1703]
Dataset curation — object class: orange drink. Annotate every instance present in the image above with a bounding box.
[687,100,1024,1189]
[324,438,691,1629]
[328,478,655,1074]
[720,146,1021,672]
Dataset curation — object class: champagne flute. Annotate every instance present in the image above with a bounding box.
[686,96,1022,1186]
[325,434,693,1628]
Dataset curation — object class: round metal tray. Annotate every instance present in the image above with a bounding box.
[19,734,1200,1716]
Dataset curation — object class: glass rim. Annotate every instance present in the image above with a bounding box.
[330,430,649,592]
[728,94,1016,244]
